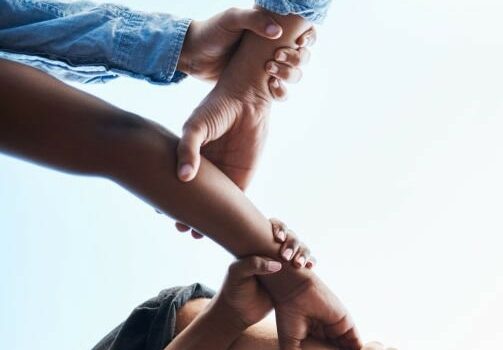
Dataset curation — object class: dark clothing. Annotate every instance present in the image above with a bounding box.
[92,283,215,350]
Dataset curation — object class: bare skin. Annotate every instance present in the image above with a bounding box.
[0,59,362,350]
[177,7,314,188]
[167,253,395,350]
[170,6,315,238]
[174,299,394,350]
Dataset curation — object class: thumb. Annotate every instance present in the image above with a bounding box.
[177,123,206,182]
[278,336,302,350]
[228,256,282,280]
[221,8,283,39]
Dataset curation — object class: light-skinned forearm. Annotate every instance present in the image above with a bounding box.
[172,299,340,350]
[164,298,242,350]
[219,7,312,101]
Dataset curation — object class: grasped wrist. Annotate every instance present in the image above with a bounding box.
[206,297,248,335]
[258,262,314,304]
[218,8,312,103]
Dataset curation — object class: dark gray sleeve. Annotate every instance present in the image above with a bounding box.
[92,283,215,350]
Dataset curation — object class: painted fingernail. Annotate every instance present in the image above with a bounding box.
[277,230,286,241]
[267,261,282,272]
[268,63,279,74]
[277,52,287,62]
[282,248,294,261]
[266,24,281,36]
[178,164,193,179]
[297,256,306,267]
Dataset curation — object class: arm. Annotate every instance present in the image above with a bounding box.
[0,0,190,84]
[0,58,361,350]
[172,299,344,350]
[0,0,305,90]
[0,57,285,258]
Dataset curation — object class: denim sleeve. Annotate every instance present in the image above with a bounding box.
[0,0,191,84]
[255,0,332,24]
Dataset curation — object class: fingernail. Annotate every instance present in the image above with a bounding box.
[266,24,281,37]
[277,52,287,62]
[297,256,306,267]
[271,78,280,89]
[268,63,279,74]
[178,164,193,180]
[267,261,282,272]
[282,248,293,261]
[277,230,286,241]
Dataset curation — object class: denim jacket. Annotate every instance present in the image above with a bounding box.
[0,0,331,85]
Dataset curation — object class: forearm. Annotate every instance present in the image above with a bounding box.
[0,58,280,259]
[219,8,312,100]
[0,0,189,84]
[0,58,311,299]
[165,299,241,350]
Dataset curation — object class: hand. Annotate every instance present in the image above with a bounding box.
[177,7,315,99]
[270,217,316,269]
[176,9,315,185]
[176,216,318,271]
[213,256,283,330]
[272,271,363,350]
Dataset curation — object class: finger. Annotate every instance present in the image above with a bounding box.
[280,231,300,261]
[336,328,363,350]
[175,222,191,232]
[326,321,362,350]
[268,77,288,101]
[306,256,317,269]
[270,217,287,242]
[220,8,282,39]
[275,47,311,67]
[296,27,317,47]
[278,338,302,350]
[293,246,310,268]
[177,122,206,182]
[228,256,282,279]
[191,230,204,239]
[266,61,302,83]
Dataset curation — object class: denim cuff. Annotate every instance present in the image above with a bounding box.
[117,11,191,85]
[255,0,331,24]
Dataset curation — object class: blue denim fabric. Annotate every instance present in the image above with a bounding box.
[0,0,191,84]
[0,0,331,85]
[256,0,332,24]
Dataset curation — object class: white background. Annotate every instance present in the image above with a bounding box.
[1,1,502,349]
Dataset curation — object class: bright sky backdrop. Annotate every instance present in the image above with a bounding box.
[1,1,503,349]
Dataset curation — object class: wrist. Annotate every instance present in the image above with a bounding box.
[258,262,315,303]
[203,297,246,340]
[177,20,198,76]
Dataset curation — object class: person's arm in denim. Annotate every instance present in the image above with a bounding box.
[256,0,332,24]
[0,0,191,84]
[0,0,327,85]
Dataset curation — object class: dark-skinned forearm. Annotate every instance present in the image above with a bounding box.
[0,59,312,302]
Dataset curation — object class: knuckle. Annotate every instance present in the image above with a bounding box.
[224,7,240,18]
[280,67,292,80]
[228,260,241,275]
[183,121,205,137]
[249,256,263,270]
[289,51,302,65]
